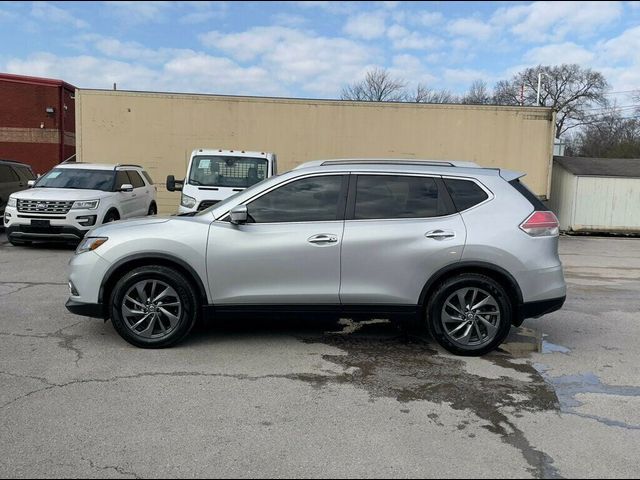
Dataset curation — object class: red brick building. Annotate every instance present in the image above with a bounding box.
[0,73,76,174]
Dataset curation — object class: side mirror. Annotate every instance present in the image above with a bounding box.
[27,180,35,187]
[230,205,248,225]
[119,183,134,192]
[166,175,183,192]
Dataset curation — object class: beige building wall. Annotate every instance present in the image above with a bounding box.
[76,89,556,214]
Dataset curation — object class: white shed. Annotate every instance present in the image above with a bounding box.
[549,156,640,234]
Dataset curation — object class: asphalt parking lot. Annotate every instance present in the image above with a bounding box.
[1,232,639,479]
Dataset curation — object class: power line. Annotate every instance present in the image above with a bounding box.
[602,90,639,95]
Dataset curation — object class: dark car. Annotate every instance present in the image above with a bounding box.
[0,159,36,217]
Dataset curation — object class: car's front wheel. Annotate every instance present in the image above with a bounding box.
[426,273,512,356]
[110,265,199,348]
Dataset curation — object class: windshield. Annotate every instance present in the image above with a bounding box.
[188,156,268,188]
[36,168,115,191]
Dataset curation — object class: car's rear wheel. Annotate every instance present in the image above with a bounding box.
[426,273,512,356]
[110,265,199,348]
[147,203,157,215]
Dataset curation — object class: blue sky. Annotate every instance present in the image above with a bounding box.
[0,1,639,101]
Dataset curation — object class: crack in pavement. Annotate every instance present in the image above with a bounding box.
[0,370,341,411]
[0,320,86,368]
[83,457,142,479]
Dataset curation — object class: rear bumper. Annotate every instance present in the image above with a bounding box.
[516,296,566,326]
[65,298,104,319]
[7,224,88,242]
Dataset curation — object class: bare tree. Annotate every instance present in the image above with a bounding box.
[492,64,609,138]
[413,84,458,104]
[462,80,491,105]
[340,67,407,102]
[568,106,640,158]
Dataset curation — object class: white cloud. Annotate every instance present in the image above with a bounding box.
[76,34,174,64]
[443,68,492,87]
[447,18,493,40]
[103,1,172,25]
[343,11,387,39]
[386,24,443,50]
[31,2,87,29]
[272,12,308,27]
[0,8,18,21]
[388,54,437,86]
[2,50,286,97]
[5,52,156,89]
[179,1,227,24]
[295,1,358,15]
[598,25,640,63]
[413,11,444,27]
[493,1,623,43]
[201,26,376,96]
[524,42,595,65]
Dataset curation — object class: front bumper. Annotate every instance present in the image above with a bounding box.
[65,298,104,319]
[6,224,88,242]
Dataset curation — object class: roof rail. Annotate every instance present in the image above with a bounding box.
[115,163,143,169]
[319,159,480,168]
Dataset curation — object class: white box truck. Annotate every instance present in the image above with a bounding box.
[167,149,277,214]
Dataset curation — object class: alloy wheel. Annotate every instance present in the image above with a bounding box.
[121,280,182,339]
[440,287,501,347]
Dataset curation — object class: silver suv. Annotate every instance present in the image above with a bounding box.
[66,159,566,355]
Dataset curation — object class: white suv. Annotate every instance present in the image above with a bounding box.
[4,163,157,245]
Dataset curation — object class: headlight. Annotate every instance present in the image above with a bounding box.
[7,197,16,208]
[180,193,196,208]
[72,200,100,210]
[76,237,108,254]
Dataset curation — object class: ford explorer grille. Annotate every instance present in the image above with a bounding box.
[17,199,74,214]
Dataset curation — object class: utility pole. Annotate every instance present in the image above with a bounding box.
[536,72,547,106]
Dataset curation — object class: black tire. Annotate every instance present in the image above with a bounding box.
[9,237,31,247]
[103,209,120,224]
[147,203,157,215]
[110,265,199,348]
[426,273,512,356]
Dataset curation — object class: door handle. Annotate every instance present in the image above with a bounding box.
[425,229,456,240]
[132,194,137,197]
[307,234,338,244]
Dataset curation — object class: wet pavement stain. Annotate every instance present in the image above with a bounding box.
[533,366,640,431]
[295,322,562,479]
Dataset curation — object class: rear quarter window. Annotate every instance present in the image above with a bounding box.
[509,179,548,211]
[443,178,489,211]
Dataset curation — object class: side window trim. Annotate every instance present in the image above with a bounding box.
[217,172,350,224]
[345,173,456,221]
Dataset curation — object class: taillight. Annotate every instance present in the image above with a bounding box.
[519,211,559,237]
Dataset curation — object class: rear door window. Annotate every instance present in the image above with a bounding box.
[443,178,489,212]
[14,166,35,181]
[353,175,449,219]
[126,170,145,188]
[0,165,19,183]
